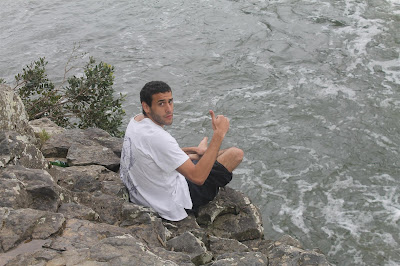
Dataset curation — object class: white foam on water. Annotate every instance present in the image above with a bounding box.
[312,76,357,100]
[335,0,386,72]
[369,58,400,85]
[365,177,400,227]
[322,176,371,240]
[360,128,398,154]
[279,180,318,235]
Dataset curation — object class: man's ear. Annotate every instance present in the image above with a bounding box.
[142,102,150,115]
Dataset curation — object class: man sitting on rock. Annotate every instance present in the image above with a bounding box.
[120,81,243,221]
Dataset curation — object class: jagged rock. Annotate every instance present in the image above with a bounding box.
[0,207,65,252]
[57,202,100,221]
[276,234,304,249]
[198,187,264,241]
[66,164,121,182]
[0,166,60,212]
[267,242,331,266]
[47,218,130,251]
[49,165,102,192]
[212,252,268,265]
[151,247,194,265]
[163,213,201,238]
[41,128,90,158]
[28,117,65,138]
[167,231,213,265]
[11,236,178,266]
[208,235,249,256]
[0,84,35,142]
[128,216,169,248]
[83,127,123,157]
[120,202,159,226]
[74,191,125,224]
[41,127,122,158]
[88,235,178,265]
[0,174,32,209]
[6,248,89,266]
[0,131,48,169]
[242,238,275,255]
[66,143,120,171]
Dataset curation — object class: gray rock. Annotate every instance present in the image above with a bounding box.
[198,187,264,241]
[0,131,48,169]
[0,177,32,209]
[268,243,331,266]
[167,231,213,265]
[83,127,123,157]
[28,117,65,138]
[57,202,100,221]
[66,164,121,182]
[0,207,65,252]
[163,213,201,238]
[75,191,125,224]
[88,235,178,265]
[151,247,194,265]
[0,166,60,212]
[120,202,159,226]
[212,252,269,265]
[66,143,120,171]
[50,165,102,192]
[5,248,90,266]
[41,127,122,159]
[41,128,90,158]
[0,84,35,142]
[128,216,169,248]
[208,235,249,256]
[47,218,129,251]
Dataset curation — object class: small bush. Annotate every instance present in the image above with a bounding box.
[15,57,125,137]
[37,129,50,148]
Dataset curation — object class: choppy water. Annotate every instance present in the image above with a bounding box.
[1,0,399,265]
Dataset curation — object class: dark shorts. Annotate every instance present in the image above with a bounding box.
[186,160,232,211]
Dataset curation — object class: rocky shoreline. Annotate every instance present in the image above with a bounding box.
[0,84,331,265]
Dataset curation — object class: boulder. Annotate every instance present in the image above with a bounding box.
[57,202,100,221]
[0,131,48,169]
[0,84,35,141]
[41,127,122,159]
[28,117,65,138]
[0,207,65,252]
[198,187,264,241]
[208,235,249,256]
[212,252,269,265]
[167,231,213,265]
[0,166,61,212]
[66,143,120,171]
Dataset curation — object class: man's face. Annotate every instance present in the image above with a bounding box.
[143,91,174,127]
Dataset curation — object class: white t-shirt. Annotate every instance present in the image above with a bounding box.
[120,116,192,221]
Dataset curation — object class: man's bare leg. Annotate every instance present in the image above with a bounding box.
[216,147,244,173]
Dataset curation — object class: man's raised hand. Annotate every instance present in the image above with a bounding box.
[209,110,230,137]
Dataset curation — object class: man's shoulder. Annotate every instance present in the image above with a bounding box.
[126,118,172,140]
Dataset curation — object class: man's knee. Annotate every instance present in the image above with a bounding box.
[230,147,244,164]
[217,147,244,172]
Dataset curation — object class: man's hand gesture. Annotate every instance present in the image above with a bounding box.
[209,110,230,138]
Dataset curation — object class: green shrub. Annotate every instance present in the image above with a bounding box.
[37,129,51,148]
[15,57,125,137]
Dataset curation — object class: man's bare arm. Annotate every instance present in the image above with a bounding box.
[181,137,208,160]
[177,111,229,185]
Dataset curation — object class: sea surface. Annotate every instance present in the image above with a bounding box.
[1,0,399,265]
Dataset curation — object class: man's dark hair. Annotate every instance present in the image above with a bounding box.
[140,81,172,115]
